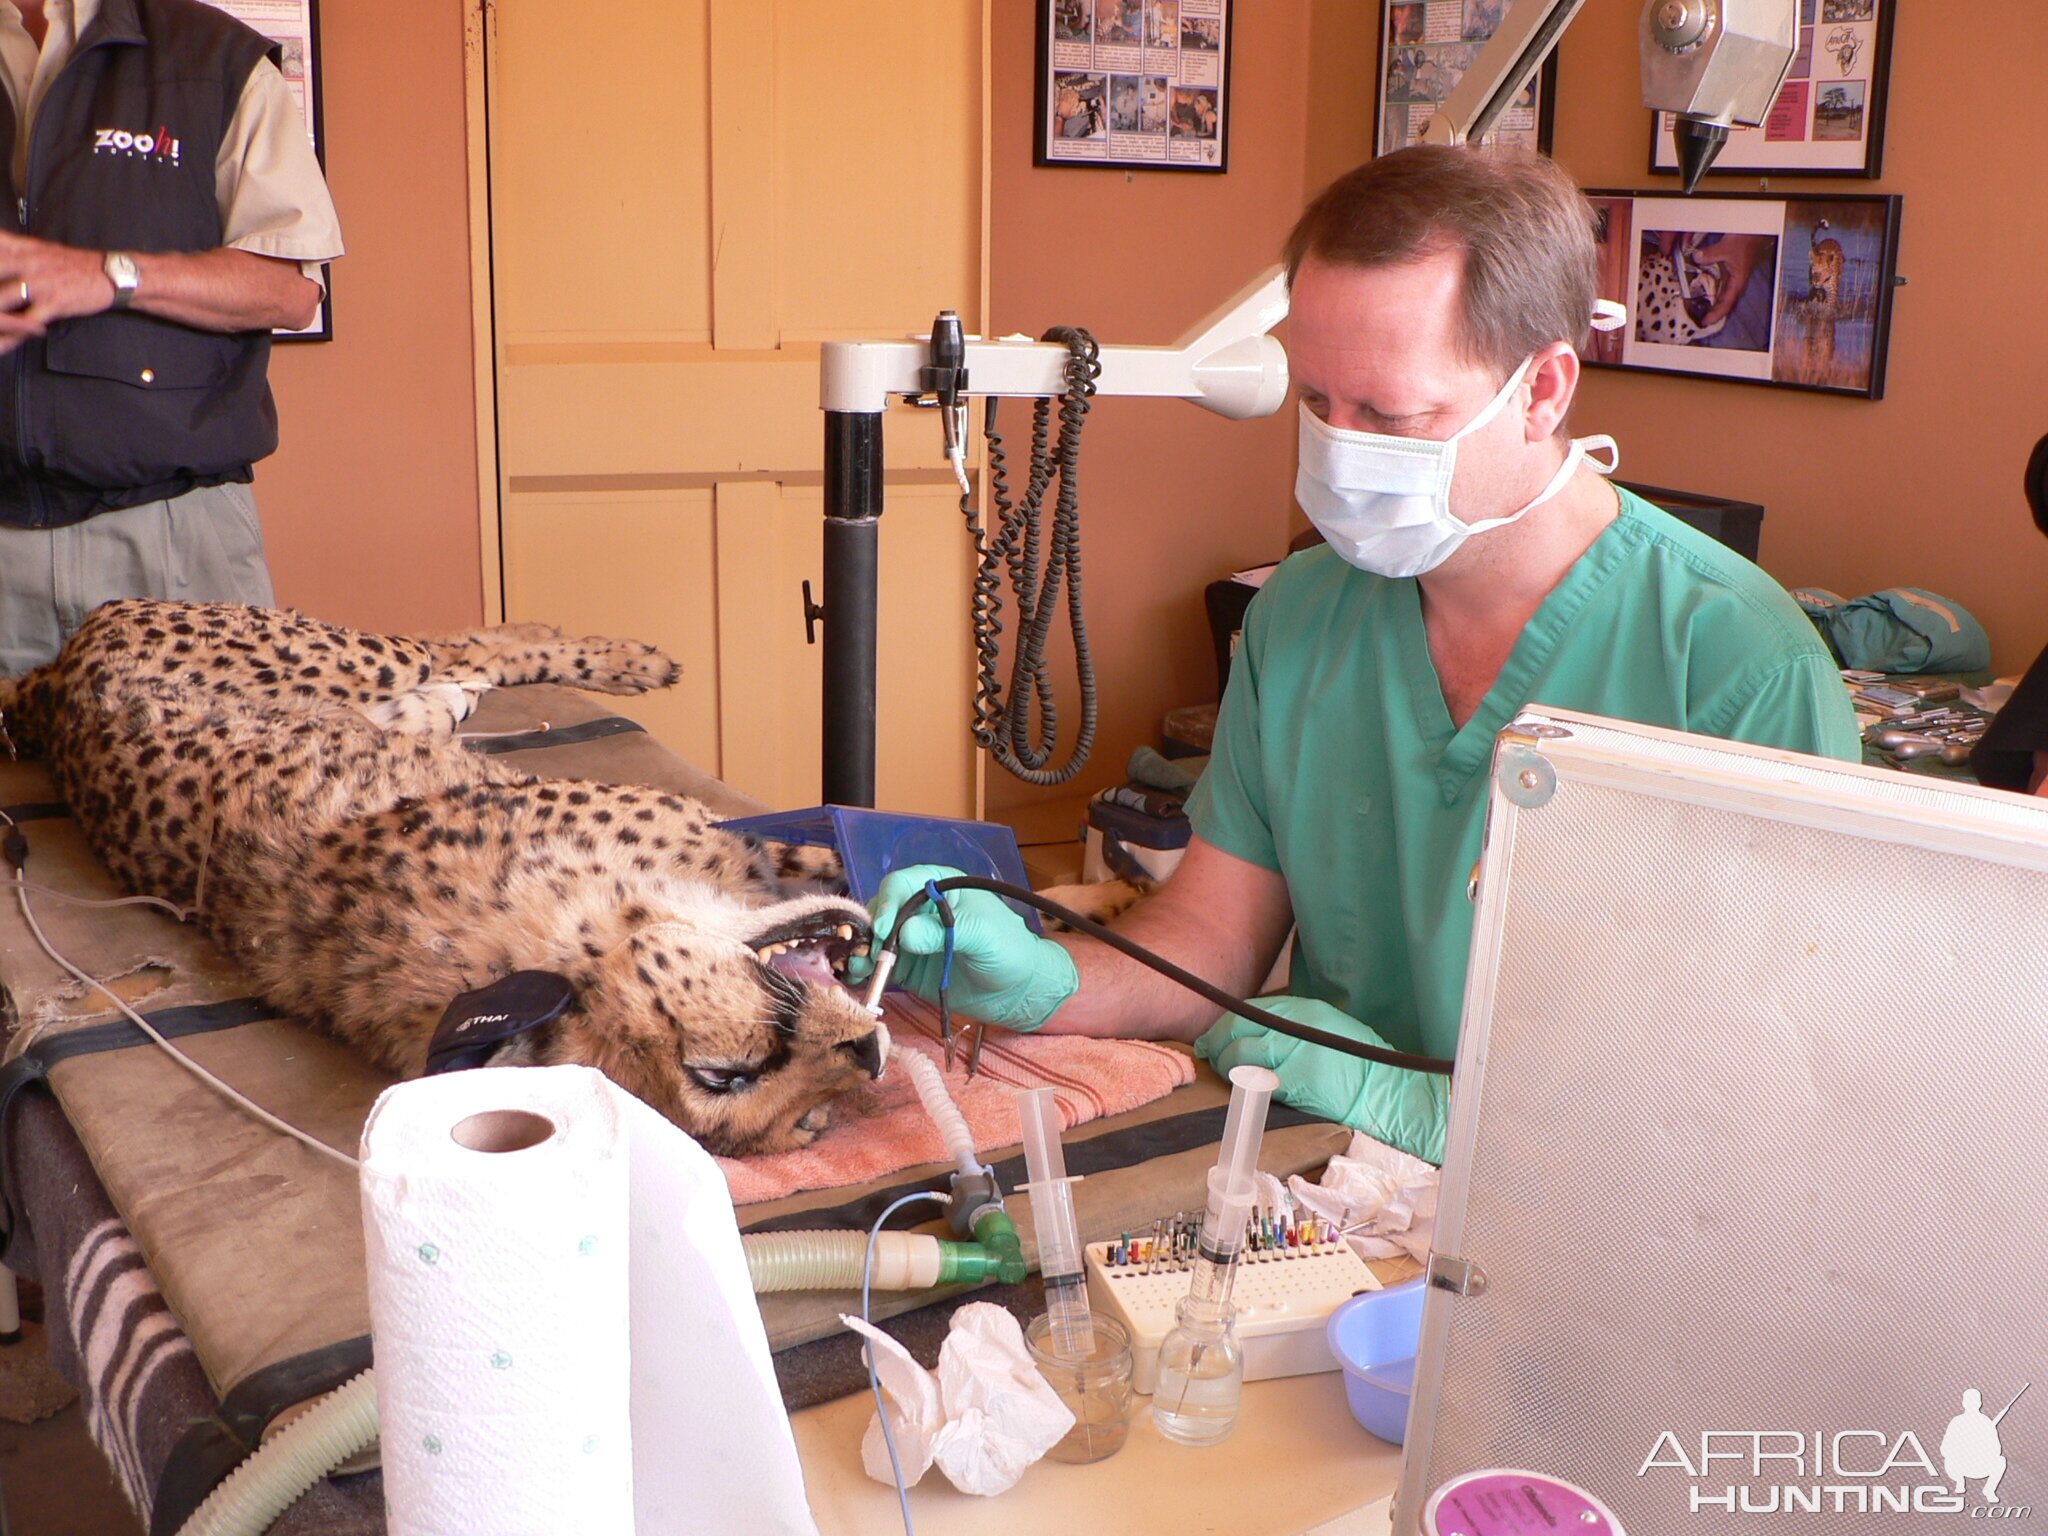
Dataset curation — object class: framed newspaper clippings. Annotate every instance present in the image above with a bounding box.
[1582,190,1902,399]
[201,0,332,340]
[1650,0,1893,178]
[1036,0,1233,172]
[1376,0,1556,157]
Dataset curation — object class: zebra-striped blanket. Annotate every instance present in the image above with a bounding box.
[5,1090,383,1534]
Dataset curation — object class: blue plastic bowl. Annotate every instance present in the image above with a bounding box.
[1326,1277,1425,1444]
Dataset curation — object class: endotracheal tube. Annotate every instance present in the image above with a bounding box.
[1152,1063,1277,1446]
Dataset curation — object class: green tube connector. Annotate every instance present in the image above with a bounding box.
[970,1208,1030,1285]
[933,1241,1001,1285]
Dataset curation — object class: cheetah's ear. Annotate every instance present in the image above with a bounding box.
[425,970,578,1075]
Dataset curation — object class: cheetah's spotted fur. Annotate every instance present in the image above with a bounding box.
[0,600,885,1156]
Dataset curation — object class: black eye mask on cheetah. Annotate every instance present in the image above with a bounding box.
[425,971,578,1075]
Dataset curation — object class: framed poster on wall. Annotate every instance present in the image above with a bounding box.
[1582,189,1902,399]
[1649,0,1892,178]
[1375,0,1555,157]
[1036,0,1233,172]
[201,0,332,340]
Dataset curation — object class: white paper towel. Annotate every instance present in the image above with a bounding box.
[360,1065,817,1536]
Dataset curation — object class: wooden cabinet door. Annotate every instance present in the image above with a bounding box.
[483,0,983,815]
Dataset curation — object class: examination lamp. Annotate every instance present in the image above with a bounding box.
[1420,0,1798,193]
[1641,0,1798,191]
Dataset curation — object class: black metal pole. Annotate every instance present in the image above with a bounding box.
[821,410,882,806]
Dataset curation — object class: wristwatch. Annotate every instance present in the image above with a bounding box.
[103,251,141,309]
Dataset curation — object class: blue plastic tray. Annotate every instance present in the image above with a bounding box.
[717,806,1042,933]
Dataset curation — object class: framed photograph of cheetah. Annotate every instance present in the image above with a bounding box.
[1648,0,1893,178]
[1582,189,1902,399]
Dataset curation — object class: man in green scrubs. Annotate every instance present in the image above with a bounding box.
[859,148,1859,1163]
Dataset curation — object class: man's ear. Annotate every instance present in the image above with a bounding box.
[1524,341,1580,442]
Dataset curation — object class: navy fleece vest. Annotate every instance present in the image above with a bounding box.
[0,0,279,528]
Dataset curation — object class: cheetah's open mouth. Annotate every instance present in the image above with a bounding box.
[751,913,872,990]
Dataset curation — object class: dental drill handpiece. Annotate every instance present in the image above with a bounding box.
[861,946,899,1017]
[923,309,971,498]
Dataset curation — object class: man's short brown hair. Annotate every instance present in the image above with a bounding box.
[1284,146,1599,379]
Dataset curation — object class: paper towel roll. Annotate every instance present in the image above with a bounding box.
[361,1065,817,1536]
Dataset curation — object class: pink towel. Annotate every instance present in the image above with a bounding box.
[716,994,1195,1207]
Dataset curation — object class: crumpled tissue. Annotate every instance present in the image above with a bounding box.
[1279,1130,1439,1264]
[841,1316,943,1488]
[841,1302,1075,1496]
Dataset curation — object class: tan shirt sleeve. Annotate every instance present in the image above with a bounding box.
[216,56,344,289]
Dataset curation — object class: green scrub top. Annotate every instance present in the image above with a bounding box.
[1188,489,1862,1062]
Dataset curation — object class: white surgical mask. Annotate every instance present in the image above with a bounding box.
[1295,302,1625,579]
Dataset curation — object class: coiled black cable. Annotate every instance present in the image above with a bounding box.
[882,874,1457,1078]
[959,328,1101,786]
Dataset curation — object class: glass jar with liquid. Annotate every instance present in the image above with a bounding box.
[1024,1311,1135,1463]
[1150,1293,1243,1446]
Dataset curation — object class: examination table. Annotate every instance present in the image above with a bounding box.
[0,686,1392,1535]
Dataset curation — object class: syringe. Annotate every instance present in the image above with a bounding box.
[1152,1062,1277,1446]
[1188,1063,1278,1306]
[1017,1087,1093,1359]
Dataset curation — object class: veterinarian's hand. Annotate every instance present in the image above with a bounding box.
[1196,996,1448,1165]
[855,864,1079,1032]
[1692,234,1773,330]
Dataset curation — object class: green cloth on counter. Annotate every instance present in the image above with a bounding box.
[1128,745,1206,793]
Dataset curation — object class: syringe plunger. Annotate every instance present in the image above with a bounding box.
[1018,1085,1070,1188]
[1201,1063,1278,1251]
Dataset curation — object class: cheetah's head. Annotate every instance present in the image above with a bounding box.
[547,888,887,1157]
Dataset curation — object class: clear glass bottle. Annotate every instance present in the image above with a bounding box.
[1150,1291,1244,1445]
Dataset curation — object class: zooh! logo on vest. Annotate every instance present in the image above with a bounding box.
[1637,1384,2031,1519]
[92,125,182,162]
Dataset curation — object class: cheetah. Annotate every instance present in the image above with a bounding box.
[1805,219,1846,307]
[0,600,886,1157]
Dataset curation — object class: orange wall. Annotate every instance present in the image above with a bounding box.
[986,2,1372,819]
[991,1,2048,829]
[256,1,485,634]
[1554,1,2048,675]
[245,0,2048,799]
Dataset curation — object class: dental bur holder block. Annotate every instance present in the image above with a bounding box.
[716,806,1043,935]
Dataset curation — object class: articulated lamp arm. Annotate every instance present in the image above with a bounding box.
[821,265,1289,421]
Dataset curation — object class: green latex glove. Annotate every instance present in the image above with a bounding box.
[849,864,1079,1033]
[1197,995,1449,1165]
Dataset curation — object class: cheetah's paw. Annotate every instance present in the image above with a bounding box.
[562,639,682,695]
